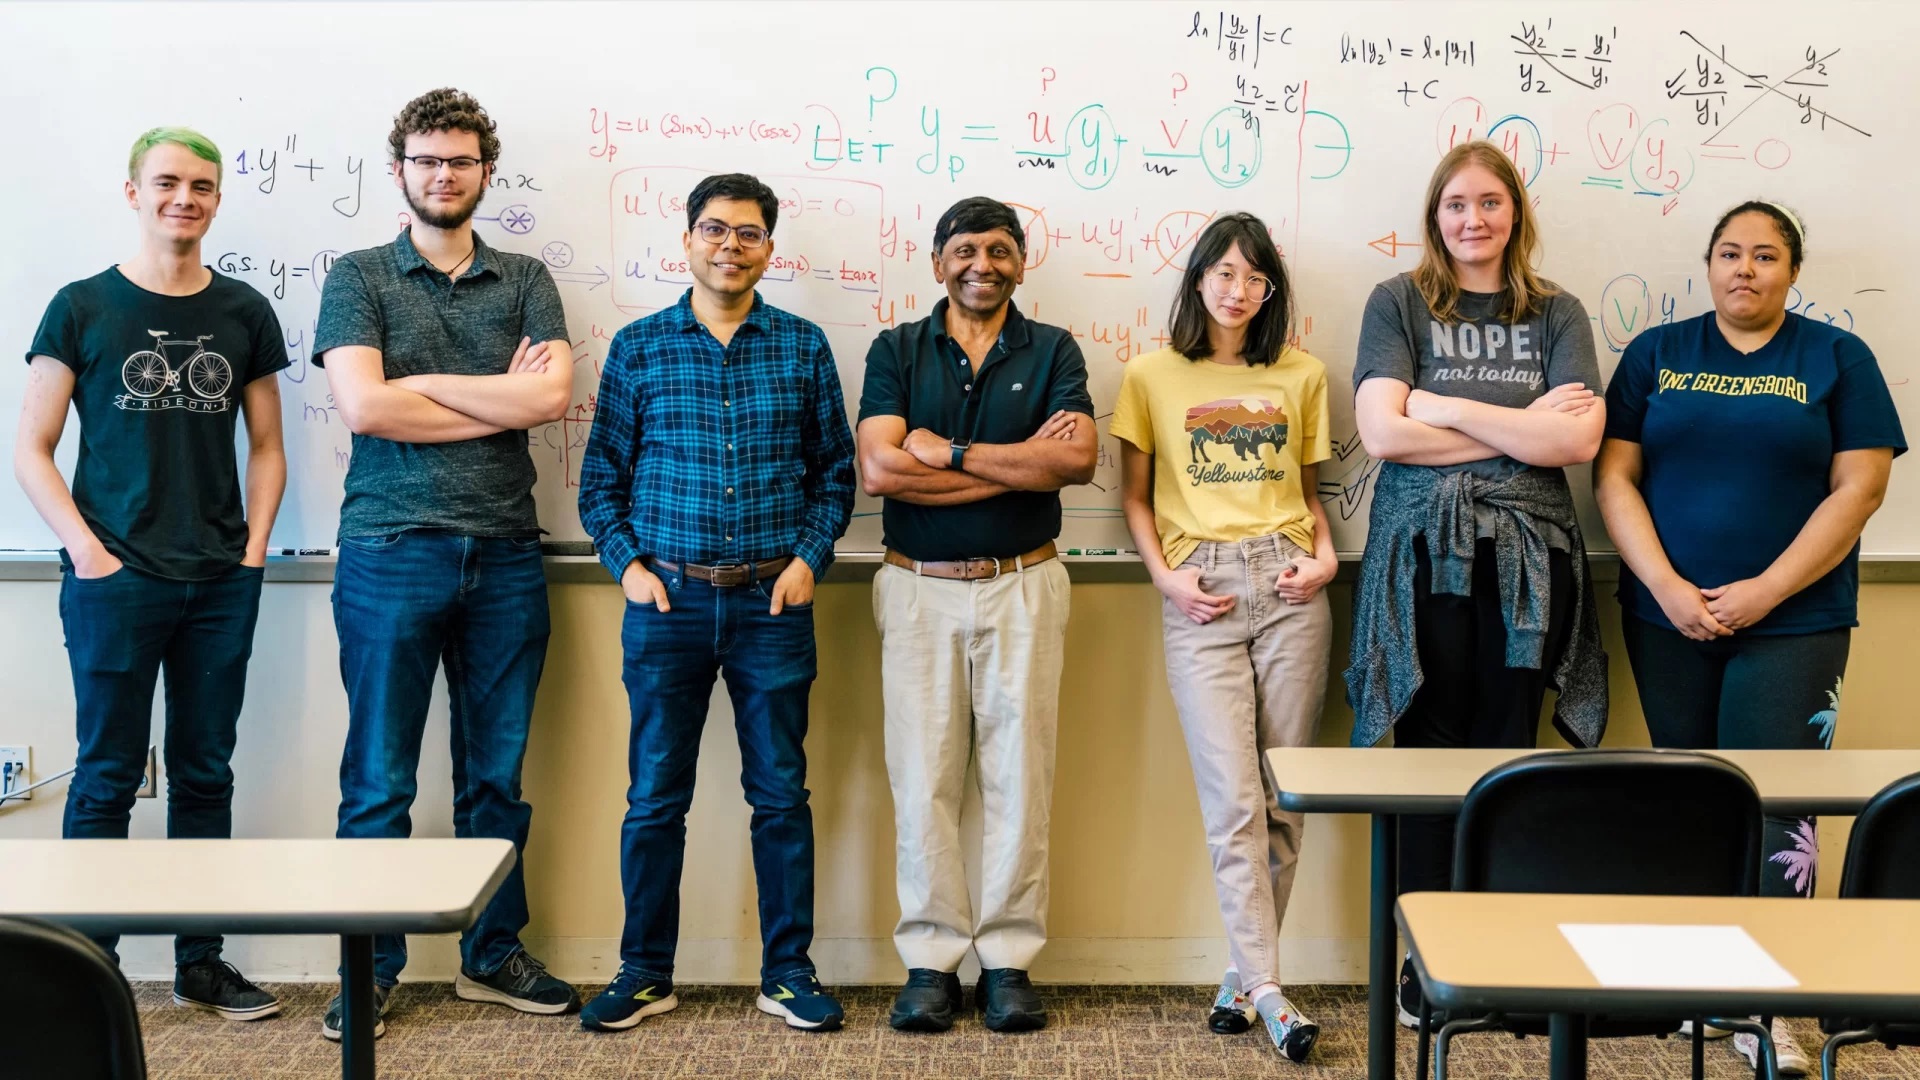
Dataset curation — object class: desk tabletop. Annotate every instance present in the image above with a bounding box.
[1267,747,1920,815]
[1397,891,1920,1020]
[0,839,516,936]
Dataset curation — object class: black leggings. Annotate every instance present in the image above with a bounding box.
[1396,537,1576,895]
[1622,617,1851,897]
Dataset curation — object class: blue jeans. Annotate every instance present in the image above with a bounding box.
[332,530,550,986]
[60,561,265,966]
[618,568,818,982]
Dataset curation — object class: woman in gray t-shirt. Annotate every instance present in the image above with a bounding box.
[1346,140,1608,1024]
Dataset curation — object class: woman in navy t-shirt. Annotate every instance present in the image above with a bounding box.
[1597,201,1904,888]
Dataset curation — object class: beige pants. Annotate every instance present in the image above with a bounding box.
[1162,535,1331,989]
[874,558,1070,972]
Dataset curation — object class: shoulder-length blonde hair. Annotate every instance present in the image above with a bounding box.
[1412,140,1558,323]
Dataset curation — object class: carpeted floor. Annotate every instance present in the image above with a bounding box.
[134,982,1918,1079]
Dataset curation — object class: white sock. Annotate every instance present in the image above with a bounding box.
[1249,983,1285,1019]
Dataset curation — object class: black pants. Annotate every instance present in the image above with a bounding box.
[1622,616,1850,897]
[1396,537,1576,895]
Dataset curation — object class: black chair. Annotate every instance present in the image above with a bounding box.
[1819,770,1920,1080]
[1418,748,1774,1080]
[0,916,147,1079]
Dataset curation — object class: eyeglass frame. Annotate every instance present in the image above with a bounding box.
[691,219,771,249]
[400,154,486,173]
[1203,267,1274,303]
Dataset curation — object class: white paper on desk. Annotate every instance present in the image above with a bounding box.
[1558,924,1799,989]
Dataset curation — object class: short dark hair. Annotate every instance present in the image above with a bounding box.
[686,173,779,234]
[389,88,500,165]
[1168,213,1294,365]
[1705,200,1805,271]
[932,196,1025,256]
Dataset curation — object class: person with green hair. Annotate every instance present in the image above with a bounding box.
[17,124,289,1020]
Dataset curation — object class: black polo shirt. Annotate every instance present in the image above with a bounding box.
[858,299,1093,560]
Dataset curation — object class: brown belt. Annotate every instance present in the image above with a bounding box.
[644,555,791,587]
[883,542,1058,581]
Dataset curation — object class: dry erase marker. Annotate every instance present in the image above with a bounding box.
[271,548,334,556]
[1066,548,1121,555]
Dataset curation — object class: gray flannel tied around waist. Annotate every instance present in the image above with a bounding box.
[1345,462,1607,749]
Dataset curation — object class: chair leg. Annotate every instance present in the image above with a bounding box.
[1435,1015,1504,1080]
[1819,1025,1881,1080]
[1417,1000,1433,1080]
[1693,1015,1706,1080]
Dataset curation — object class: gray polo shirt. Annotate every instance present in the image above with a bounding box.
[315,229,569,539]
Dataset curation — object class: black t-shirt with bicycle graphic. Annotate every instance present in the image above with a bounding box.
[28,268,289,580]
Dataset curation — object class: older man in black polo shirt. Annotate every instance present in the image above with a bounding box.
[857,196,1096,1035]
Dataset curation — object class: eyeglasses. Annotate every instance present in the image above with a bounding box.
[1205,268,1273,303]
[693,220,769,249]
[402,155,483,173]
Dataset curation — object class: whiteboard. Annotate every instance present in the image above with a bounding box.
[4,0,1915,555]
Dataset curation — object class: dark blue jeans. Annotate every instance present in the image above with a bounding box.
[619,568,818,982]
[60,561,265,966]
[333,530,549,986]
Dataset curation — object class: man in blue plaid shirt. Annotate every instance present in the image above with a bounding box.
[577,173,855,1035]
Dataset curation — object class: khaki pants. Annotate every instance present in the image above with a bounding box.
[1162,535,1330,989]
[874,558,1070,972]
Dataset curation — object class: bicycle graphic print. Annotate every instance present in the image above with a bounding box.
[117,330,233,413]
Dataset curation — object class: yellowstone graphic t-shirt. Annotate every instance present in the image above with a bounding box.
[1353,271,1600,483]
[1110,345,1330,569]
[27,268,290,580]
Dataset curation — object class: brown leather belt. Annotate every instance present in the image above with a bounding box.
[883,542,1058,581]
[644,555,791,587]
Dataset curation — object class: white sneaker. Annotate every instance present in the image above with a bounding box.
[1734,1019,1810,1077]
[1679,1019,1734,1039]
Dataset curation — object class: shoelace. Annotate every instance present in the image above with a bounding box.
[905,970,950,990]
[202,960,261,994]
[604,967,654,998]
[502,950,552,987]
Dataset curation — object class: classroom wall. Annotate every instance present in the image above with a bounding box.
[2,576,1913,985]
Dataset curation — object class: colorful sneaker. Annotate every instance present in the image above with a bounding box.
[455,948,577,1014]
[756,972,845,1031]
[1735,1018,1810,1076]
[1397,954,1423,1030]
[1259,994,1321,1064]
[580,970,678,1032]
[172,959,280,1021]
[1208,973,1252,1034]
[320,984,391,1041]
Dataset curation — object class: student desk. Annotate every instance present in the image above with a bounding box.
[0,837,515,1080]
[1266,747,1920,1080]
[1396,891,1920,1079]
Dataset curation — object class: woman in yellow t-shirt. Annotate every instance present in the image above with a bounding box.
[1111,212,1336,1064]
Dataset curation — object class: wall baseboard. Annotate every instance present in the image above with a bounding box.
[112,934,1370,986]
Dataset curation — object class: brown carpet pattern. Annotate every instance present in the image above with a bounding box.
[134,983,1919,1079]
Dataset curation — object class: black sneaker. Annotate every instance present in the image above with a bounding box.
[1398,954,1422,1030]
[455,948,579,1014]
[172,959,280,1021]
[321,984,392,1041]
[977,968,1047,1033]
[889,968,963,1032]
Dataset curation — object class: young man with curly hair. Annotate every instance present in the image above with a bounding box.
[314,87,576,1040]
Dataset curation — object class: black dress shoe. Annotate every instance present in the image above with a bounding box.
[977,968,1047,1032]
[889,968,962,1032]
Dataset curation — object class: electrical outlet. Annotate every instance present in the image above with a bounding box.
[0,746,29,801]
[137,745,158,799]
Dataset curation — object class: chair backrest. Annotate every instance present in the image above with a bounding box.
[1452,748,1763,897]
[1839,770,1920,900]
[0,917,146,1080]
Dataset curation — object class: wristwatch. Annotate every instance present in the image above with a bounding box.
[949,439,970,471]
